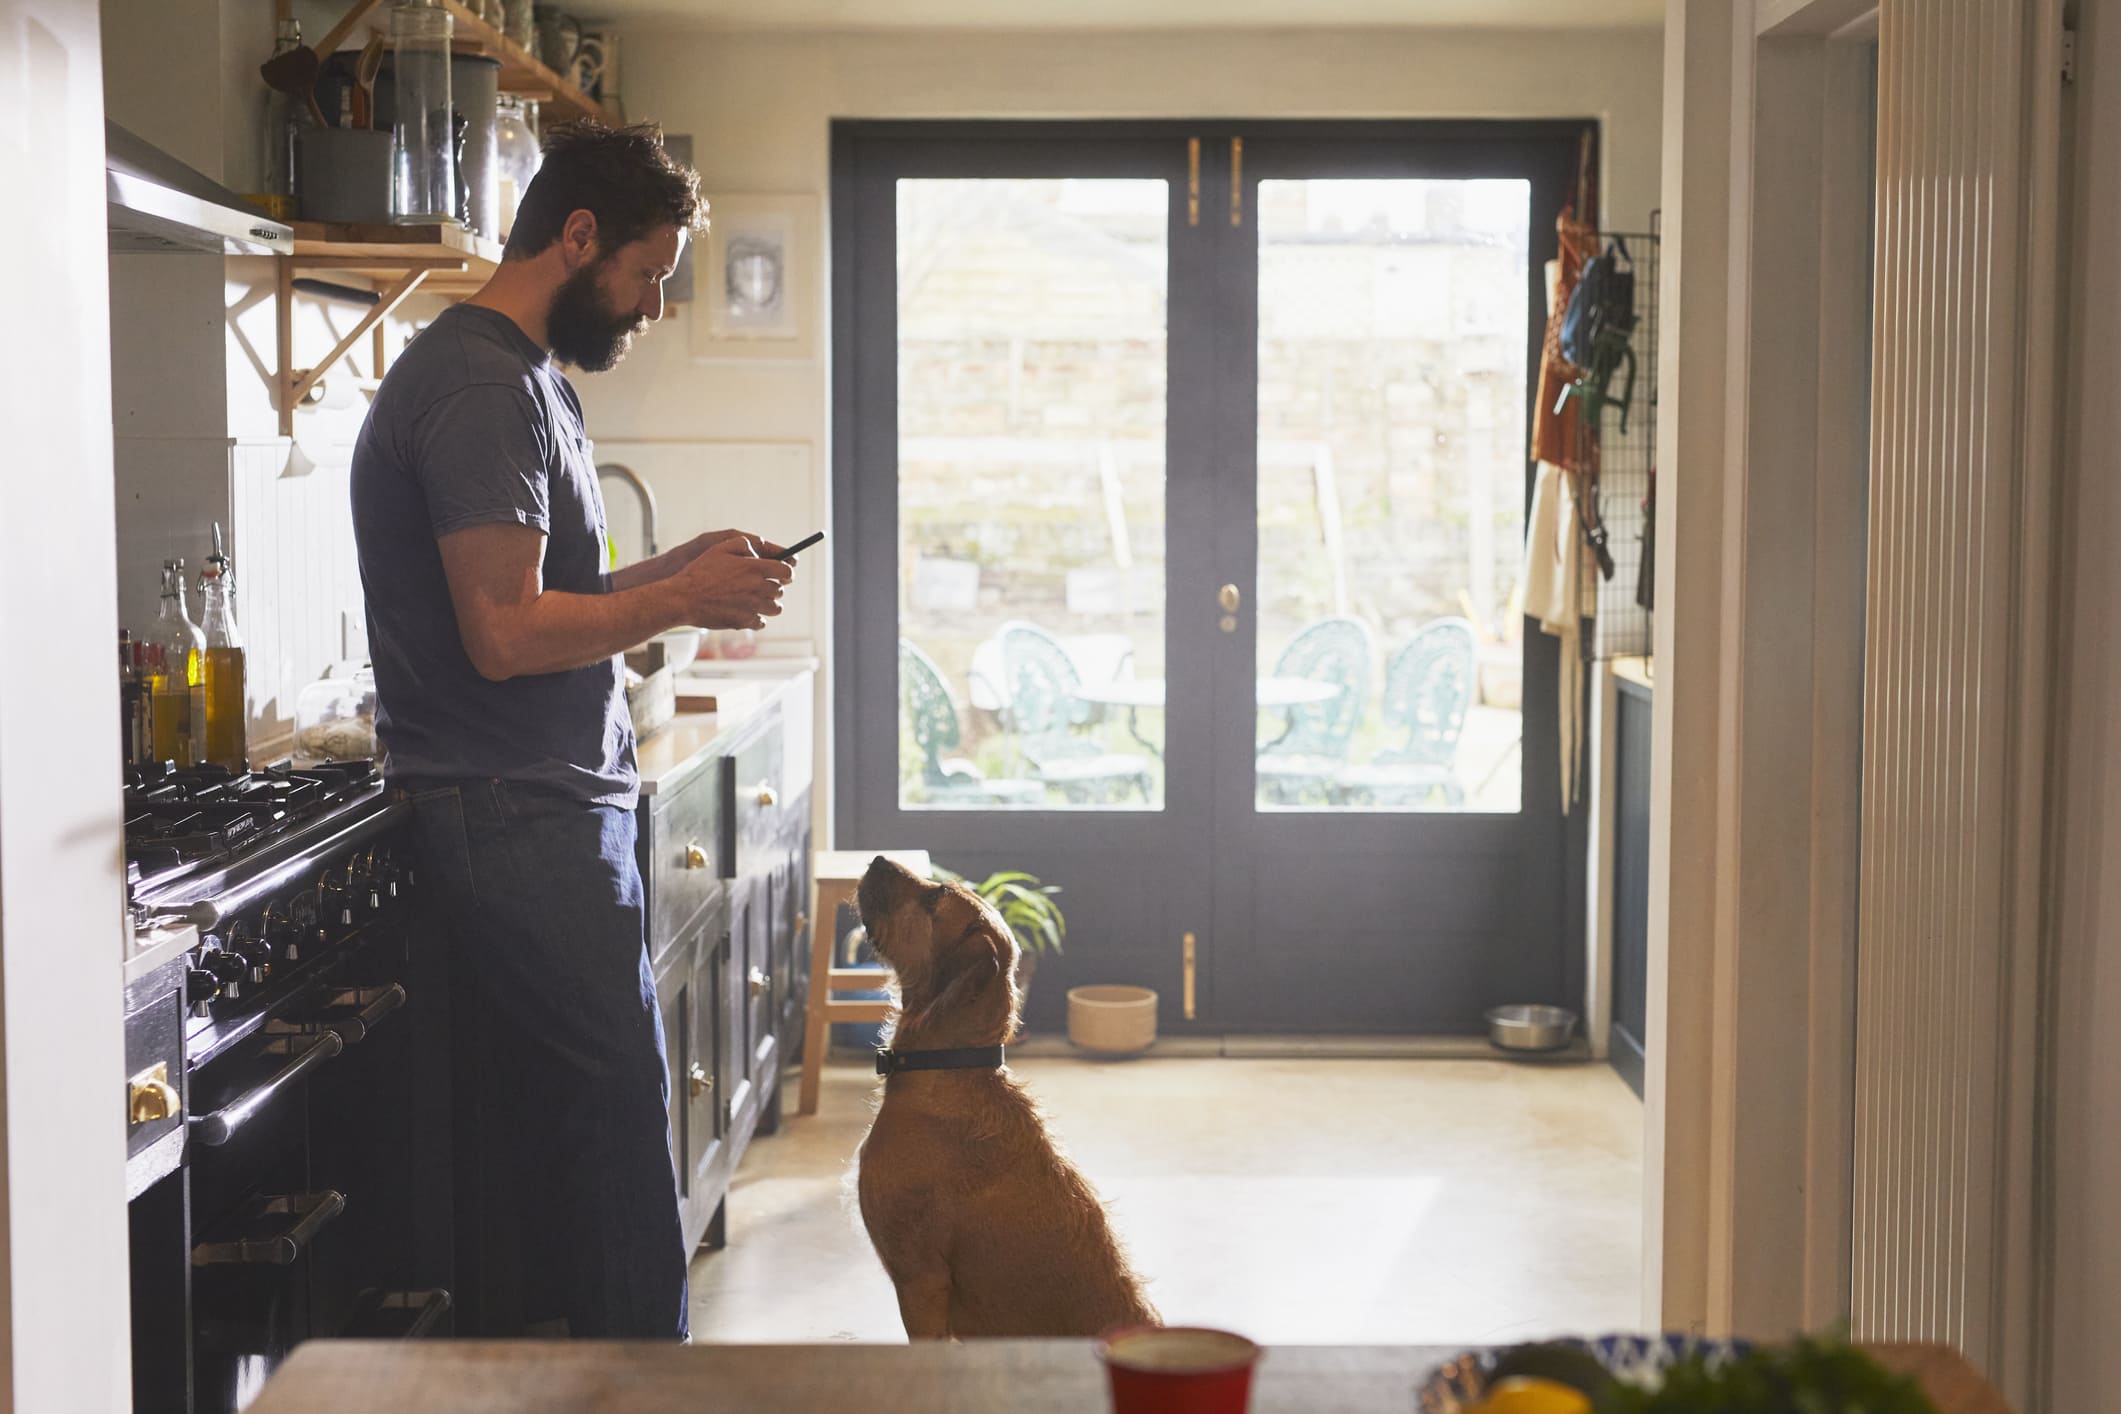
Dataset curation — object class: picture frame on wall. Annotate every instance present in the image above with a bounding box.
[688,193,820,362]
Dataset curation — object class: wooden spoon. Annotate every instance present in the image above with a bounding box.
[352,34,386,131]
[259,0,387,125]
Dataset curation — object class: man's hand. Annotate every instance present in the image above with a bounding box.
[692,528,789,560]
[668,535,793,630]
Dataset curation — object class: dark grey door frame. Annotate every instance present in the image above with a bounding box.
[831,119,1590,1033]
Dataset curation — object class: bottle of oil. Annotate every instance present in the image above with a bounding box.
[199,525,248,771]
[147,559,206,767]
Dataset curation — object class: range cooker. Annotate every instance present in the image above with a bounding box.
[123,761,452,1414]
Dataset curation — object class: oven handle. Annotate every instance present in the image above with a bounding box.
[191,1190,348,1267]
[190,1031,344,1147]
[325,982,407,1045]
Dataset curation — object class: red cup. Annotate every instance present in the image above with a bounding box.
[1099,1326,1262,1414]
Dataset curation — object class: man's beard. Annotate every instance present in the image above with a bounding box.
[548,260,645,372]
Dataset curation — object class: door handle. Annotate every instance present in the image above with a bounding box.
[689,1062,713,1098]
[1218,584,1241,613]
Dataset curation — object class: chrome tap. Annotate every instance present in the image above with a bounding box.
[596,462,659,559]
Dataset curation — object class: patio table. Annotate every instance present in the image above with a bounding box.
[1069,675,1342,758]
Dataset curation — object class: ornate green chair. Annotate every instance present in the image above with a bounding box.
[1256,615,1374,805]
[898,639,1044,807]
[1335,618,1479,808]
[997,621,1153,804]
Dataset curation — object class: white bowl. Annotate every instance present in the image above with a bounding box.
[1068,985,1159,1055]
[654,627,701,674]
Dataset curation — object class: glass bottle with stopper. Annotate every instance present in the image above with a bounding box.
[199,524,248,771]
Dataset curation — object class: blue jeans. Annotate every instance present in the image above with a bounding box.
[402,779,687,1340]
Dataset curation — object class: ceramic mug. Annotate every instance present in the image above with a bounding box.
[533,6,580,72]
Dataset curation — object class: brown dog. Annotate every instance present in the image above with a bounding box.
[854,856,1160,1340]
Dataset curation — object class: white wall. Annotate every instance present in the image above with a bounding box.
[0,0,135,1406]
[2048,0,2121,1403]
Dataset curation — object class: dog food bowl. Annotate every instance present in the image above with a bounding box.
[1068,985,1159,1056]
[1485,1004,1579,1053]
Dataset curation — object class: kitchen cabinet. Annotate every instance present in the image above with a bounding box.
[635,669,815,1254]
[1609,664,1652,1099]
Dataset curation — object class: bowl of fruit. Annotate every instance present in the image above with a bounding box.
[1418,1333,1940,1414]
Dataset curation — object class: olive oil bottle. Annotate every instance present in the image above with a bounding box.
[199,525,247,771]
[147,559,206,767]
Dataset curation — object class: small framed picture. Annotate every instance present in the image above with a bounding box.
[689,193,819,361]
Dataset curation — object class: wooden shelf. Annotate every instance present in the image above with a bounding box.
[291,221,503,289]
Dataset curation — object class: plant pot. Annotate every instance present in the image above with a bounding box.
[1067,985,1159,1056]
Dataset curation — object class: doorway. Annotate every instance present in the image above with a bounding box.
[832,120,1585,1032]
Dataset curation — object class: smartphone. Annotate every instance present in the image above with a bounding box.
[773,530,825,561]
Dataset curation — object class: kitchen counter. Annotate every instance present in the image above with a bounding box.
[249,1340,2010,1414]
[635,668,811,798]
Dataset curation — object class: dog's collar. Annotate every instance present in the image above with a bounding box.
[875,1044,1007,1077]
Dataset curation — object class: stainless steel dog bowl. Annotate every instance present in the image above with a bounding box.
[1484,1004,1578,1053]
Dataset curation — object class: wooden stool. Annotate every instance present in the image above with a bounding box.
[800,848,932,1115]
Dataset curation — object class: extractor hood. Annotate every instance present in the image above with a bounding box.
[106,121,293,256]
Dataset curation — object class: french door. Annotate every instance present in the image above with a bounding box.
[832,121,1582,1033]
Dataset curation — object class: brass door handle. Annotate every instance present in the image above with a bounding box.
[683,842,708,870]
[1182,932,1198,1021]
[748,966,769,998]
[689,1062,712,1098]
[1218,583,1241,613]
[129,1063,181,1126]
[756,783,778,808]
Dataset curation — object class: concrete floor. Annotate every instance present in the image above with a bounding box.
[688,1056,1643,1346]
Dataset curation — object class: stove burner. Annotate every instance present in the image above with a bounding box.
[124,760,381,899]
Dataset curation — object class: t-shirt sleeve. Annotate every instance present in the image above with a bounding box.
[410,383,553,538]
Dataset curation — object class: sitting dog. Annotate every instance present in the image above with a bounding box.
[854,856,1160,1339]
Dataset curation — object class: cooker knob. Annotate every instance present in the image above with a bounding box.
[199,948,247,1002]
[225,922,274,985]
[185,968,221,1018]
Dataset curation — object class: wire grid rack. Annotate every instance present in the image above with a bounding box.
[1584,223,1660,662]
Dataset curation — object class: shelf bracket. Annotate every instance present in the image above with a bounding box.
[274,257,465,437]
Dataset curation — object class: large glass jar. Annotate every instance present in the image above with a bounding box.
[494,95,540,241]
[390,0,454,223]
[294,662,380,766]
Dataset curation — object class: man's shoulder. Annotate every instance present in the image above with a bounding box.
[395,306,545,393]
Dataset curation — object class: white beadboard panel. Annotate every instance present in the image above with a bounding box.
[230,439,364,751]
[1851,0,2057,1381]
[591,440,824,649]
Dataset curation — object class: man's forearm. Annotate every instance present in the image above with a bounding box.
[607,534,708,593]
[479,578,684,679]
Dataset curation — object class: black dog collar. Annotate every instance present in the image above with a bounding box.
[876,1044,1007,1077]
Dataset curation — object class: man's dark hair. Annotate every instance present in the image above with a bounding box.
[504,119,705,261]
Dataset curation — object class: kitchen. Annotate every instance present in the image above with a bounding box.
[0,0,2097,1409]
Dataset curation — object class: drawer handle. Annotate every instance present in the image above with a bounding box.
[689,1062,713,1098]
[129,1062,180,1127]
[748,966,768,998]
[684,842,709,870]
[756,783,778,808]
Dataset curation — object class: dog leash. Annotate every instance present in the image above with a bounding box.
[875,1045,1007,1077]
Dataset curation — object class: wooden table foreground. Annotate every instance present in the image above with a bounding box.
[248,1339,2012,1414]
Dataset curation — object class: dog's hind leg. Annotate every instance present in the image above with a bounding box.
[891,1268,953,1341]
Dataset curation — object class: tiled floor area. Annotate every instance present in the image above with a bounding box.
[688,1056,1643,1346]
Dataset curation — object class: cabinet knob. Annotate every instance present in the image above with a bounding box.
[688,1062,712,1098]
[748,966,769,998]
[683,842,708,870]
[756,783,778,808]
[128,1063,180,1127]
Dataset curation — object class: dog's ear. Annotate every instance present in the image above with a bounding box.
[906,913,1010,1035]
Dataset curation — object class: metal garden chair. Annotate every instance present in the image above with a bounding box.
[1334,617,1479,808]
[1256,615,1375,805]
[996,621,1153,804]
[898,639,1044,807]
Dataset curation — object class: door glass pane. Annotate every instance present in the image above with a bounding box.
[896,178,1168,811]
[1254,178,1529,813]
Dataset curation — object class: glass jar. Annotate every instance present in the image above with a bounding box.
[494,95,540,240]
[390,0,455,223]
[294,662,380,766]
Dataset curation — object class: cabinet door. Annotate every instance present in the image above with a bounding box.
[653,942,688,1213]
[723,878,759,1134]
[746,869,777,1094]
[686,921,727,1219]
[774,826,813,1046]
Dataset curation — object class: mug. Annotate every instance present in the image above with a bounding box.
[533,6,580,72]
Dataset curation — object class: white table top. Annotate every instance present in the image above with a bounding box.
[1070,676,1342,710]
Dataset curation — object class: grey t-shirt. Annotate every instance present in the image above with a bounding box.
[350,303,636,806]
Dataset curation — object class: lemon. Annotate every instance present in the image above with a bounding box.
[1470,1375,1596,1414]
